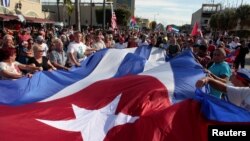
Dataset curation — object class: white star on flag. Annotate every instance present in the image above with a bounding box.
[37,94,139,141]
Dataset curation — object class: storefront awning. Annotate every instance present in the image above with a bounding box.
[0,14,18,21]
[25,17,55,24]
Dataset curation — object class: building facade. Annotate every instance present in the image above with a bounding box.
[0,0,45,18]
[191,4,221,31]
[42,1,114,27]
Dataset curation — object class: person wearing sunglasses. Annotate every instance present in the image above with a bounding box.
[196,68,250,111]
[28,44,56,71]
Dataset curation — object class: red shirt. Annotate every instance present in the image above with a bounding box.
[18,34,31,44]
[208,44,216,53]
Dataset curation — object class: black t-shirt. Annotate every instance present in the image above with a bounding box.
[28,57,51,71]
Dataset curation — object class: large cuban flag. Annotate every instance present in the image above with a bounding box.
[0,47,249,141]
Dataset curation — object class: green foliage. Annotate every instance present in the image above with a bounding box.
[209,13,218,30]
[135,17,142,25]
[95,8,130,27]
[209,5,250,31]
[95,9,112,25]
[114,8,131,27]
[217,12,226,30]
[150,21,157,30]
[236,5,250,27]
[223,8,237,30]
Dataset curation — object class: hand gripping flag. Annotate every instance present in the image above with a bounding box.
[0,47,249,141]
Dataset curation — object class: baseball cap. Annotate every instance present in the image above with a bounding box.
[236,68,250,84]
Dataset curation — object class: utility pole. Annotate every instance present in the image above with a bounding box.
[102,0,106,29]
[75,0,81,31]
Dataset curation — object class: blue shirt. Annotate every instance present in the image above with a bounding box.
[209,61,232,98]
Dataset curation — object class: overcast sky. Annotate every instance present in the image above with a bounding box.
[42,0,250,25]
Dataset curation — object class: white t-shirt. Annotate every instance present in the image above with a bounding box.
[40,43,49,57]
[0,61,22,80]
[67,41,87,65]
[138,41,149,47]
[227,86,250,111]
[92,40,106,50]
[229,41,241,50]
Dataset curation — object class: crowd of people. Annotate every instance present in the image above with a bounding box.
[0,25,250,111]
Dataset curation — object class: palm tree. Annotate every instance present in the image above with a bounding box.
[236,5,250,29]
[66,2,74,26]
[224,8,237,30]
[75,0,81,31]
[209,13,218,31]
[61,0,73,27]
[150,21,157,30]
[56,0,61,21]
[102,0,106,29]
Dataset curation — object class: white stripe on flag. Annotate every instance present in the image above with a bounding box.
[147,47,166,62]
[3,0,10,7]
[42,48,173,103]
[41,48,174,102]
[141,62,175,103]
[42,49,136,102]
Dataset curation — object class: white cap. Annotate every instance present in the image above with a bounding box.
[237,68,250,82]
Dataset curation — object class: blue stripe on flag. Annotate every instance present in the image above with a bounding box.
[114,53,146,77]
[195,89,250,122]
[134,45,152,60]
[0,49,204,107]
[170,50,205,102]
[0,49,108,105]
